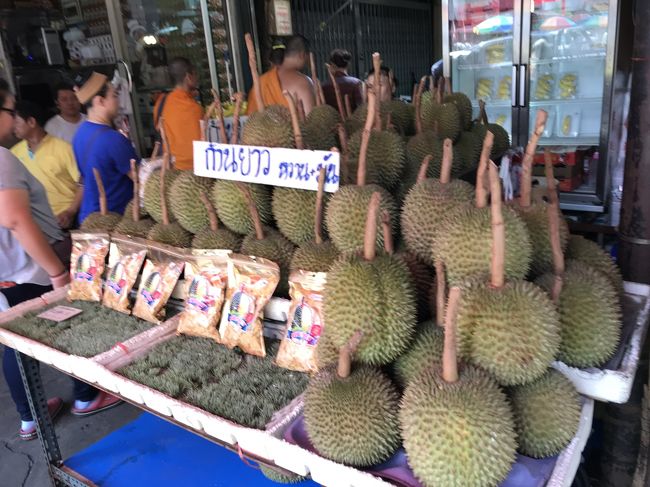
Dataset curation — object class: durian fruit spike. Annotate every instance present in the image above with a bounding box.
[326,62,347,121]
[192,191,242,251]
[454,163,560,386]
[147,162,192,247]
[310,52,325,107]
[520,110,548,209]
[400,286,517,487]
[114,159,154,237]
[80,167,122,231]
[229,93,243,144]
[245,33,264,112]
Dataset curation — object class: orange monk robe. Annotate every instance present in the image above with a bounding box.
[246,67,289,114]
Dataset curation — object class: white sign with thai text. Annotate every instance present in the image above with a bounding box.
[193,141,340,192]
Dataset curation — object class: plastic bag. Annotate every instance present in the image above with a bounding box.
[68,232,110,302]
[177,250,230,342]
[132,244,185,324]
[276,270,327,373]
[102,236,148,314]
[219,254,279,357]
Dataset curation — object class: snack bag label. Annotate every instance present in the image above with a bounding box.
[106,261,127,295]
[227,286,260,332]
[140,271,163,307]
[287,297,322,347]
[73,252,99,282]
[187,272,224,313]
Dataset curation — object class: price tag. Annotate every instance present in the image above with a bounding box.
[193,141,340,192]
[37,306,83,323]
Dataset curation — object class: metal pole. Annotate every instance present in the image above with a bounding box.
[619,0,650,284]
[200,0,220,95]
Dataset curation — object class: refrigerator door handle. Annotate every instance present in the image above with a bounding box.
[519,64,527,107]
[512,65,518,107]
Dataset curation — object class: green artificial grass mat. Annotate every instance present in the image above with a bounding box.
[119,336,309,429]
[2,300,157,357]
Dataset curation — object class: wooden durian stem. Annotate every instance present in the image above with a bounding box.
[327,63,346,121]
[479,100,488,125]
[361,81,367,104]
[237,183,264,240]
[230,93,243,145]
[412,82,418,106]
[150,141,160,159]
[297,99,306,123]
[337,124,350,184]
[363,191,381,262]
[429,75,435,92]
[337,123,349,155]
[337,330,364,379]
[415,75,427,135]
[520,109,548,208]
[416,155,433,184]
[159,119,171,158]
[440,138,453,185]
[199,190,219,232]
[372,52,382,130]
[199,119,207,142]
[435,260,446,328]
[212,88,228,143]
[476,131,494,209]
[444,76,452,95]
[283,91,304,150]
[309,53,322,107]
[159,163,170,226]
[245,33,264,112]
[442,286,462,383]
[436,78,443,105]
[344,94,352,119]
[489,162,505,289]
[381,210,394,255]
[545,148,564,303]
[314,166,327,245]
[357,91,377,186]
[385,112,393,131]
[130,159,139,222]
[92,168,107,216]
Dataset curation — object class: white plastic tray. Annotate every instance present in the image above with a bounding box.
[553,281,650,403]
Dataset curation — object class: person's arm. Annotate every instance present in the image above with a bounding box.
[0,188,68,286]
[112,133,139,180]
[57,144,83,228]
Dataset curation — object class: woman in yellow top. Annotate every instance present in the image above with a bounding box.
[11,100,82,229]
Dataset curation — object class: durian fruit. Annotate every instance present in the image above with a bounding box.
[191,191,242,250]
[147,164,192,247]
[80,167,122,231]
[304,332,401,467]
[210,180,272,235]
[114,160,154,237]
[290,168,340,272]
[326,85,399,254]
[472,100,510,160]
[347,128,406,191]
[169,172,215,234]
[323,190,416,365]
[455,162,560,386]
[401,140,474,267]
[259,465,306,484]
[454,130,483,172]
[421,80,461,142]
[393,323,443,387]
[344,102,390,137]
[514,116,569,276]
[405,132,444,179]
[434,132,531,284]
[143,153,180,223]
[302,104,340,150]
[239,185,295,296]
[400,287,517,487]
[444,92,473,130]
[122,199,148,222]
[509,369,582,458]
[241,105,294,148]
[386,99,415,136]
[396,248,435,322]
[566,234,624,294]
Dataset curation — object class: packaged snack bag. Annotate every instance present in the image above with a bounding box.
[68,232,110,302]
[102,236,148,314]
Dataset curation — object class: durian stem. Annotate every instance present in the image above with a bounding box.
[314,166,326,245]
[199,190,219,232]
[444,76,452,95]
[337,330,364,379]
[479,100,488,125]
[429,75,435,92]
[199,119,206,142]
[309,53,322,107]
[337,124,350,184]
[245,33,264,112]
[130,159,139,222]
[159,119,171,158]
[230,93,243,145]
[412,82,417,106]
[415,75,426,135]
[212,88,228,144]
[327,63,347,121]
[150,141,160,159]
[92,168,108,216]
[435,260,446,328]
[363,191,381,262]
[372,53,382,131]
[381,210,394,255]
[237,183,265,240]
[344,94,352,119]
[476,131,494,209]
[160,163,170,226]
[440,138,453,185]
[545,148,564,303]
[436,78,443,105]
[416,155,433,184]
[357,91,377,187]
[297,98,306,123]
[361,81,367,104]
[385,112,393,131]
[520,109,548,208]
[442,286,462,384]
[489,162,505,289]
[283,91,304,150]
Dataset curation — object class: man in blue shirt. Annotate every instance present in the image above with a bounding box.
[73,72,137,223]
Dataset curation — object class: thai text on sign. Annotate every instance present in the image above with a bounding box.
[193,141,340,192]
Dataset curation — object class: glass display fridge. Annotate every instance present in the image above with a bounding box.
[442,0,623,212]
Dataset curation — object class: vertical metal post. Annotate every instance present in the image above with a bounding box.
[200,0,220,95]
[15,351,61,487]
[619,0,650,284]
[353,0,363,77]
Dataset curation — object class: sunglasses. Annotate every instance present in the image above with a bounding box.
[0,107,16,117]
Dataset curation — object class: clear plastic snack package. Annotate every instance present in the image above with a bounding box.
[132,243,186,324]
[276,270,327,374]
[219,254,280,357]
[102,235,148,314]
[68,232,110,302]
[177,249,231,342]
